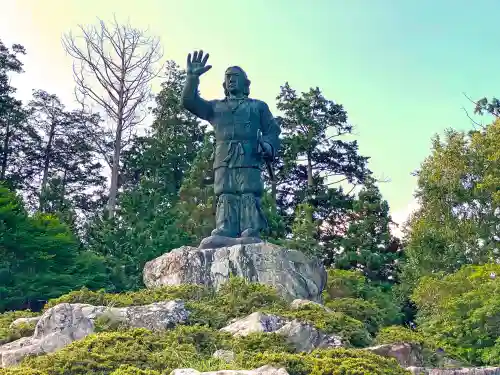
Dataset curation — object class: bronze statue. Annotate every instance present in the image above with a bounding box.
[182,50,280,248]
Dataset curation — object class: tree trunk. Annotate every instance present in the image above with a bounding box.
[1,119,11,181]
[107,129,122,218]
[306,152,314,220]
[306,152,313,188]
[40,120,56,211]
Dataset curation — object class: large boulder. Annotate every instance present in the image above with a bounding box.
[143,242,327,303]
[220,311,342,352]
[366,343,425,367]
[0,300,188,368]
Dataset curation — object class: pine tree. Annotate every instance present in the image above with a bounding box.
[0,40,37,190]
[275,83,372,249]
[26,90,106,220]
[335,181,403,283]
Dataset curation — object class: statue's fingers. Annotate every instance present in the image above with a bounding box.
[201,53,210,66]
[200,65,212,74]
[187,53,192,66]
[197,50,204,62]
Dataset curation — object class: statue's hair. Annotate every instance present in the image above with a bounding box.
[223,66,251,97]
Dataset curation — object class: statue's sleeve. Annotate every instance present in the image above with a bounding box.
[181,74,215,121]
[259,101,281,158]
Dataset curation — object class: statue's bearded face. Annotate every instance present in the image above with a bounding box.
[225,68,246,96]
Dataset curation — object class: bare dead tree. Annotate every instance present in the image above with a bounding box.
[62,17,164,217]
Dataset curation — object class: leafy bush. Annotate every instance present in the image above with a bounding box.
[45,278,288,330]
[237,348,411,375]
[0,310,38,345]
[0,327,409,375]
[374,326,427,345]
[325,297,383,334]
[412,263,500,365]
[110,366,161,375]
[0,276,413,374]
[323,269,403,328]
[44,284,212,309]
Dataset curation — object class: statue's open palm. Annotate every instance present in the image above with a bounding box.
[187,50,212,76]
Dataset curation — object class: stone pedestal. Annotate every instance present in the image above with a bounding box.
[143,242,327,303]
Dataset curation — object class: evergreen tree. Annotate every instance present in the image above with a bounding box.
[175,133,215,245]
[0,185,107,312]
[0,40,37,190]
[335,181,403,283]
[287,203,322,256]
[25,90,106,221]
[84,61,206,290]
[275,83,372,250]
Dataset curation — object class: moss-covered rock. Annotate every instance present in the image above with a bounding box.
[267,303,372,347]
[0,310,38,345]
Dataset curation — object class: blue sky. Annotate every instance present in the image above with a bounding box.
[1,0,498,231]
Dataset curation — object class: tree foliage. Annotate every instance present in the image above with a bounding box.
[335,181,403,283]
[0,185,107,312]
[412,264,500,365]
[401,121,500,287]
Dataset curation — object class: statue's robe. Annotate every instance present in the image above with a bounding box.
[182,74,280,238]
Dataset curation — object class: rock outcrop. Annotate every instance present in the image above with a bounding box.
[212,349,236,362]
[0,300,188,368]
[9,316,41,328]
[143,243,327,303]
[220,311,342,352]
[367,343,425,367]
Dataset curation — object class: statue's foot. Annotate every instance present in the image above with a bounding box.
[199,235,262,250]
[241,228,259,238]
[211,228,234,237]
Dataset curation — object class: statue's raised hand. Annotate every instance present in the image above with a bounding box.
[187,50,212,76]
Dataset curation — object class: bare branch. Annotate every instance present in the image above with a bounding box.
[461,106,486,130]
[62,17,164,217]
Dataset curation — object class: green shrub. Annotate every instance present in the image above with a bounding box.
[45,278,288,331]
[212,277,288,317]
[232,332,294,354]
[375,325,427,345]
[412,263,500,365]
[0,369,47,375]
[323,269,403,328]
[2,327,409,375]
[8,325,293,375]
[235,348,411,375]
[325,297,383,334]
[0,310,38,345]
[44,284,211,310]
[110,366,161,375]
[19,328,223,375]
